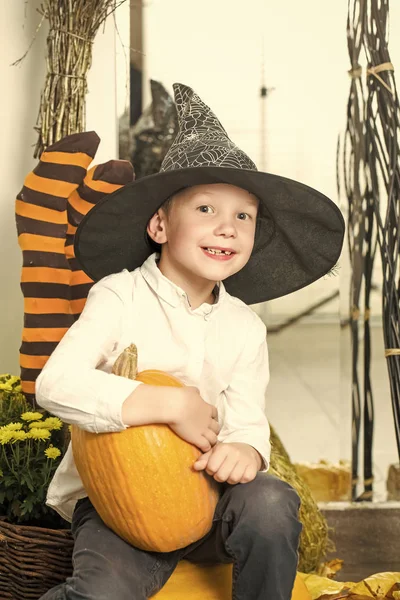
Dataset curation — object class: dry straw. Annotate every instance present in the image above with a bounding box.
[269,426,331,573]
[29,0,126,157]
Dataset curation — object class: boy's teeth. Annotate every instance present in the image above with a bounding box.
[205,248,232,255]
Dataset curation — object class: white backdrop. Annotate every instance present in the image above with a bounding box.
[139,0,400,324]
[2,0,400,372]
[1,1,118,373]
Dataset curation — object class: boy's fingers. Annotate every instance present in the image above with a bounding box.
[203,430,218,447]
[210,419,221,434]
[194,457,208,466]
[193,447,212,469]
[198,439,212,453]
[193,459,207,470]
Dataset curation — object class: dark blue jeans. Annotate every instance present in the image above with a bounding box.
[40,473,302,600]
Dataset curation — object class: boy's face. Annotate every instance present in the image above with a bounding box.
[147,183,259,284]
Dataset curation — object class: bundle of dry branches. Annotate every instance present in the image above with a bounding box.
[340,0,400,499]
[33,0,125,158]
[341,0,377,502]
[364,0,400,460]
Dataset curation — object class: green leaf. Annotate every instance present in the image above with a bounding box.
[25,478,35,493]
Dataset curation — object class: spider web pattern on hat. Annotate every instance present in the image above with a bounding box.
[160,83,257,172]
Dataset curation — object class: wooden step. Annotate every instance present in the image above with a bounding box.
[321,501,400,581]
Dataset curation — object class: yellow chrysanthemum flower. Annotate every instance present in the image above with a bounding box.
[28,420,49,429]
[44,446,61,460]
[28,427,51,441]
[0,383,13,392]
[0,430,13,444]
[11,430,28,442]
[68,425,72,432]
[2,422,23,431]
[2,375,19,384]
[21,412,43,422]
[0,375,21,391]
[43,417,63,431]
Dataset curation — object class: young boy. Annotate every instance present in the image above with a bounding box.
[36,83,345,600]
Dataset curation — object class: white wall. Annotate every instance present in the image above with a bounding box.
[141,0,400,325]
[1,0,118,374]
[141,0,347,322]
[2,1,400,373]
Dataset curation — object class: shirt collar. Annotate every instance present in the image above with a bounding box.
[140,253,225,315]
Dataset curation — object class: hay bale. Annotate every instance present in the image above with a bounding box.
[294,460,351,502]
[269,426,332,572]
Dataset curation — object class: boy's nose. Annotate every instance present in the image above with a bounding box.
[214,219,237,237]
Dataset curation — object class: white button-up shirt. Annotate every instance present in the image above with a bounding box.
[36,253,271,522]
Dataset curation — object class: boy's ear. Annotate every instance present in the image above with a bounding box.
[147,209,168,245]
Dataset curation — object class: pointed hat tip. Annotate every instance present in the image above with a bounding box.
[173,82,194,93]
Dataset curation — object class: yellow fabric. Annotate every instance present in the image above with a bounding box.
[150,561,400,599]
[151,562,310,599]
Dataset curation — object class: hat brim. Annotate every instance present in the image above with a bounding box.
[74,166,345,304]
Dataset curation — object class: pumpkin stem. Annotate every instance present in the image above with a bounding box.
[112,343,138,380]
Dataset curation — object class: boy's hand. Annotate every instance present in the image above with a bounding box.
[193,442,262,484]
[168,387,221,453]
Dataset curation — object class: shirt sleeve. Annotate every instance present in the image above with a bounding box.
[218,314,271,472]
[35,273,142,433]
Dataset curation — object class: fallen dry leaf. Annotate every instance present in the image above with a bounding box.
[347,596,383,600]
[316,594,351,600]
[317,559,345,579]
[300,572,400,600]
[351,574,400,597]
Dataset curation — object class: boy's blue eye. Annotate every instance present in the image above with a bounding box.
[197,206,252,219]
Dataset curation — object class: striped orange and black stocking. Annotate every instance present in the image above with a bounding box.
[16,132,100,403]
[65,160,135,319]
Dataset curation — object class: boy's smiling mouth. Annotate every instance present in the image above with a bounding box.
[201,247,236,260]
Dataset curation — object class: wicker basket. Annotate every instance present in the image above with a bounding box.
[0,518,73,600]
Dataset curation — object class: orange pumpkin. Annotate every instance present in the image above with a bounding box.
[71,344,220,552]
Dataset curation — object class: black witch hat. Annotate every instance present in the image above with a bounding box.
[75,83,345,304]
